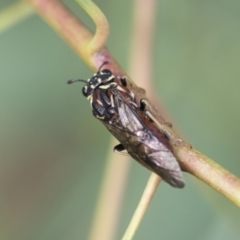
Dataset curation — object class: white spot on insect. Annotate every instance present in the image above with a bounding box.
[99,82,117,89]
[130,102,138,107]
[90,84,95,89]
[96,99,103,106]
[130,90,135,99]
[97,78,102,83]
[88,95,93,102]
[116,85,126,92]
[96,115,105,120]
[110,94,115,107]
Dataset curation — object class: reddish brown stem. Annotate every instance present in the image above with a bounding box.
[173,142,240,206]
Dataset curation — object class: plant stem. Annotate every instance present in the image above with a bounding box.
[122,174,161,240]
[75,0,109,55]
[173,143,240,207]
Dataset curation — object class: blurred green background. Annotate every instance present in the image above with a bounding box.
[0,1,240,240]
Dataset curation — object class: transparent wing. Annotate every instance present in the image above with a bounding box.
[104,88,185,188]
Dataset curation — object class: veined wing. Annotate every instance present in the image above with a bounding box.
[109,88,150,139]
[107,88,185,188]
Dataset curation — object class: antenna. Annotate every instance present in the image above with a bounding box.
[67,79,88,84]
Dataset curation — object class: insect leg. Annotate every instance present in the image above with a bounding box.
[107,107,116,115]
[139,99,174,140]
[139,99,172,127]
[120,76,127,87]
[92,102,106,117]
[100,89,111,106]
[114,144,130,156]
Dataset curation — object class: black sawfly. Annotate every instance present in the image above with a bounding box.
[68,62,185,188]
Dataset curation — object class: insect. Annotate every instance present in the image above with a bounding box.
[68,62,185,188]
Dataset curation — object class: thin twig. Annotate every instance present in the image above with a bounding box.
[122,174,161,240]
[173,143,240,207]
[75,0,109,55]
[122,0,161,239]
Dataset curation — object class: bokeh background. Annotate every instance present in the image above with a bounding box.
[0,1,240,240]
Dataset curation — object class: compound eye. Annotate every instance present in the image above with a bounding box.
[100,69,112,76]
[82,86,91,97]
